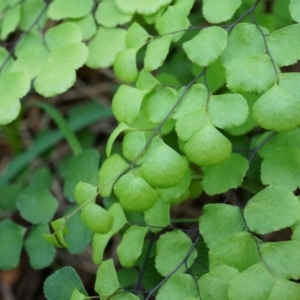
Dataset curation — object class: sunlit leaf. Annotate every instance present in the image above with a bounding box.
[117,225,148,267]
[155,6,190,41]
[115,0,172,15]
[112,85,146,124]
[0,72,30,125]
[200,204,245,248]
[184,125,232,166]
[94,259,120,297]
[244,186,300,234]
[126,22,150,48]
[143,86,177,123]
[98,153,128,197]
[48,0,93,20]
[202,0,242,23]
[114,172,158,211]
[155,230,197,276]
[95,0,132,27]
[209,232,260,272]
[183,27,227,66]
[81,203,113,234]
[261,149,300,191]
[198,265,239,300]
[144,36,171,71]
[208,94,248,129]
[86,27,126,68]
[201,154,249,195]
[226,54,276,93]
[156,273,199,299]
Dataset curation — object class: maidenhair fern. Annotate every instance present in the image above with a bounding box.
[1,0,300,299]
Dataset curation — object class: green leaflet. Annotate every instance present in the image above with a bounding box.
[81,203,113,234]
[267,24,300,67]
[225,54,276,93]
[173,84,208,119]
[44,267,88,300]
[114,172,158,211]
[156,273,199,300]
[70,289,86,300]
[155,6,190,41]
[157,168,191,203]
[0,219,25,270]
[106,122,130,157]
[92,203,127,264]
[112,85,145,124]
[75,182,97,205]
[258,128,300,158]
[198,265,239,300]
[144,35,171,71]
[24,224,55,269]
[34,43,88,97]
[98,153,128,197]
[261,149,300,191]
[201,154,249,195]
[68,15,97,40]
[225,93,257,136]
[122,131,148,162]
[126,22,150,49]
[0,71,30,125]
[244,186,300,234]
[261,241,300,279]
[176,111,207,141]
[16,184,58,224]
[117,225,148,267]
[253,86,300,131]
[14,31,43,57]
[221,23,266,67]
[155,230,197,276]
[227,263,274,300]
[183,26,227,67]
[144,199,170,232]
[94,259,120,297]
[253,73,300,131]
[184,124,232,166]
[209,232,260,272]
[92,232,112,264]
[202,0,242,23]
[199,204,245,248]
[48,0,93,20]
[143,86,177,123]
[64,205,93,254]
[115,0,172,15]
[113,48,138,83]
[207,93,249,129]
[1,4,20,40]
[141,139,188,188]
[31,22,88,97]
[19,0,47,31]
[95,0,132,27]
[290,0,300,22]
[86,27,126,68]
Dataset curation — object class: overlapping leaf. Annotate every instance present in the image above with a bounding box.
[253,73,300,131]
[244,186,300,234]
[183,27,227,66]
[202,0,242,23]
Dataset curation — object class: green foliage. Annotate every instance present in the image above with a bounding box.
[1,1,300,299]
